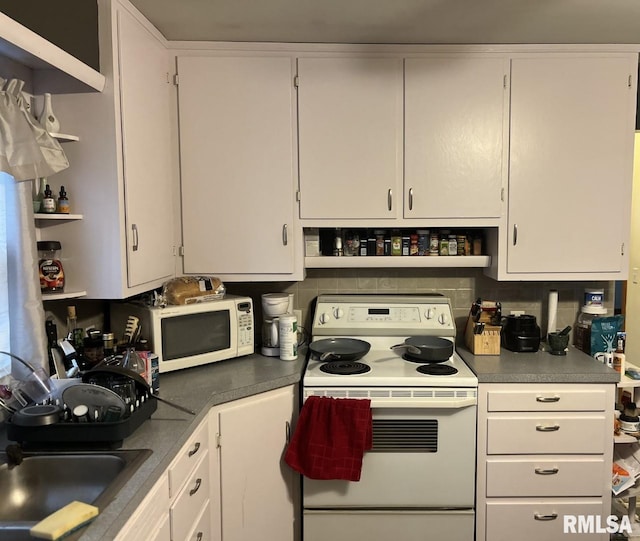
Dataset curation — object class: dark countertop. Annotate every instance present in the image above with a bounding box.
[457,343,621,384]
[0,353,306,541]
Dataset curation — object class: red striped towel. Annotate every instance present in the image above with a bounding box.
[284,396,372,481]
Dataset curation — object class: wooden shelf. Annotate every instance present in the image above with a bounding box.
[0,11,104,93]
[305,255,491,269]
[42,290,87,301]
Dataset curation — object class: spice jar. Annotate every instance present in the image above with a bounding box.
[37,241,65,292]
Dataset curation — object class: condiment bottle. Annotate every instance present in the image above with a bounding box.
[42,183,56,213]
[613,334,626,376]
[391,230,402,256]
[38,241,65,291]
[57,186,70,214]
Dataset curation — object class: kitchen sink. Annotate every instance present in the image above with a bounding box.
[0,448,152,541]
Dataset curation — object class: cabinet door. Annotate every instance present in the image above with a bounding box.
[297,56,403,219]
[117,8,175,287]
[217,386,295,541]
[507,55,636,274]
[177,55,297,275]
[405,56,507,219]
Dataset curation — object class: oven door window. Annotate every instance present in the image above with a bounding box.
[161,311,231,361]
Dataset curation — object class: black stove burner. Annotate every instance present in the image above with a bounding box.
[417,364,458,376]
[320,361,371,375]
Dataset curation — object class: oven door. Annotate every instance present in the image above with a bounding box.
[303,402,477,508]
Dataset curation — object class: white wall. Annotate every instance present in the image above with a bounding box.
[626,133,640,365]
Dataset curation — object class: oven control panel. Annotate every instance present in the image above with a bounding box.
[312,294,455,337]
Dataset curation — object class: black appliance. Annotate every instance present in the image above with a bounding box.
[501,314,541,352]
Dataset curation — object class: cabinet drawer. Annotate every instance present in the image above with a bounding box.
[486,415,607,454]
[486,387,608,412]
[486,457,606,497]
[114,475,170,541]
[184,501,212,541]
[485,499,607,541]
[171,450,210,541]
[169,417,209,498]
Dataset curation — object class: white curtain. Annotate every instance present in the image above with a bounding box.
[0,79,69,376]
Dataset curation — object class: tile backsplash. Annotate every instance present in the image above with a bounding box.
[226,268,615,343]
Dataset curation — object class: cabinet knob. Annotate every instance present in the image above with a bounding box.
[387,189,393,211]
[534,513,558,521]
[535,424,560,432]
[534,467,559,475]
[408,187,414,211]
[132,224,139,252]
[189,477,202,496]
[282,224,288,246]
[512,224,518,246]
[188,441,201,457]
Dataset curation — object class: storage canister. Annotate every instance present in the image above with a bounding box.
[37,240,65,292]
[279,314,298,361]
[574,305,607,355]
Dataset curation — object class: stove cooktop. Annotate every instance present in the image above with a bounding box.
[304,338,478,387]
[305,294,478,389]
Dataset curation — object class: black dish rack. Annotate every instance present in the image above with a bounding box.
[6,395,157,449]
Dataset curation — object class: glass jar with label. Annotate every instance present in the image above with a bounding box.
[417,230,429,256]
[391,230,402,256]
[439,230,450,256]
[448,234,458,256]
[37,240,65,292]
[374,230,385,256]
[429,231,440,255]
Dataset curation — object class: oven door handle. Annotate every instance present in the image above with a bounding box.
[369,397,477,409]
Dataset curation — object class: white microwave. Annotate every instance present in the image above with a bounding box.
[110,295,254,373]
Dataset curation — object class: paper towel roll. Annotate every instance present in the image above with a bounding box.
[547,289,558,334]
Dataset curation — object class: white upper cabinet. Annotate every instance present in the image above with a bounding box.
[297,56,404,220]
[404,56,507,220]
[50,0,176,298]
[177,54,302,279]
[491,53,637,280]
[117,8,175,288]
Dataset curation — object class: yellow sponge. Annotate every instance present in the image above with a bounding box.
[30,501,99,540]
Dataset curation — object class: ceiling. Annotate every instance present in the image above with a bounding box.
[129,0,640,45]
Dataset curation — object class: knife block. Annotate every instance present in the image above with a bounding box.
[464,317,501,355]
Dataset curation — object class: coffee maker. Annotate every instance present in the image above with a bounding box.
[261,293,294,356]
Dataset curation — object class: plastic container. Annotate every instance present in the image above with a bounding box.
[278,314,298,361]
[574,305,607,355]
[37,240,65,292]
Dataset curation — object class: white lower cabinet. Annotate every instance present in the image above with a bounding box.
[211,385,298,541]
[116,413,210,541]
[476,383,615,541]
[116,386,297,541]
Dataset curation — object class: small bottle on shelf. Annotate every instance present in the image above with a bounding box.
[57,186,70,214]
[42,183,56,213]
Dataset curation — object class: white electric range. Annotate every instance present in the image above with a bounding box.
[302,294,478,541]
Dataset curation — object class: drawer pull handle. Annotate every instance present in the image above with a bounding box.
[535,467,559,475]
[534,513,558,521]
[188,442,201,457]
[536,424,560,432]
[196,533,203,541]
[190,478,202,496]
[536,396,560,403]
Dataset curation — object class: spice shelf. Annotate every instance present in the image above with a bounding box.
[305,255,491,269]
